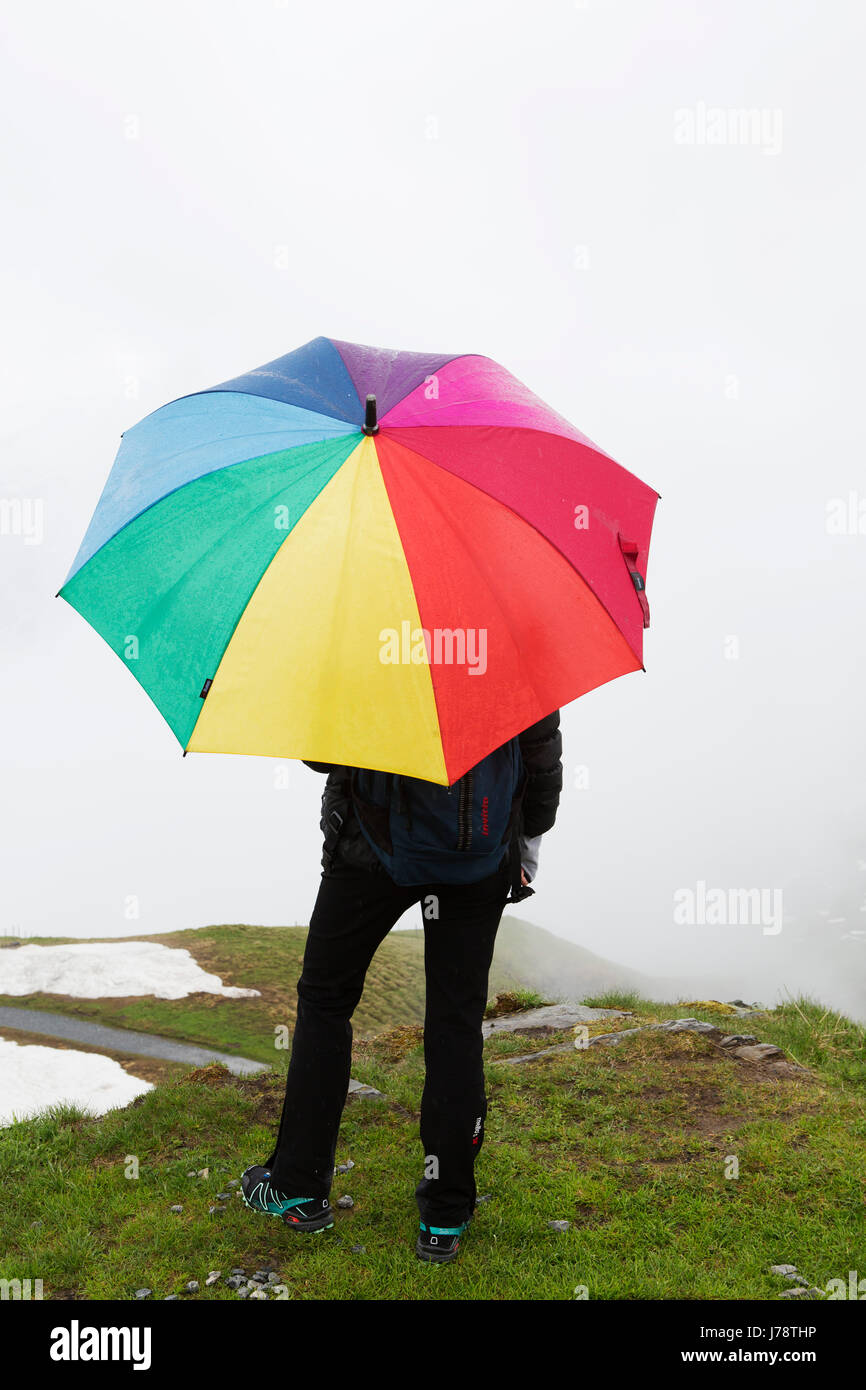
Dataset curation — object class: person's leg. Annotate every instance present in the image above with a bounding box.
[264,868,414,1196]
[414,852,512,1227]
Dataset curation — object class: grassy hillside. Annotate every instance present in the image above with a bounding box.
[0,917,658,1064]
[2,993,864,1300]
[490,916,658,999]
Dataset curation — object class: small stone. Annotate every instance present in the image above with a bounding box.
[267,1273,281,1284]
[237,1286,250,1299]
[249,1289,268,1300]
[350,1244,366,1254]
[30,1220,44,1229]
[186,1171,197,1178]
[344,1159,355,1170]
[205,1272,221,1286]
[208,1204,226,1214]
[548,1220,570,1232]
[476,1195,493,1204]
[197,1168,209,1179]
[185,1280,199,1294]
[336,1195,354,1209]
[169,1205,183,1214]
[779,1286,823,1300]
[769,1264,798,1276]
[226,1179,239,1188]
[225,1276,244,1290]
[134,1288,152,1300]
[216,1192,232,1201]
[335,1164,350,1175]
[251,1272,269,1283]
[230,1268,246,1276]
[164,1295,179,1300]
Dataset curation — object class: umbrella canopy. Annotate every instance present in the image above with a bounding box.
[59,337,659,784]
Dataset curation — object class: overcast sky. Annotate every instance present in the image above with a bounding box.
[2,0,864,1018]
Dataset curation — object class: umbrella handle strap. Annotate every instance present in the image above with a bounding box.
[618,534,650,628]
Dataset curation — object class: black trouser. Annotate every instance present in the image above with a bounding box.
[264,850,512,1226]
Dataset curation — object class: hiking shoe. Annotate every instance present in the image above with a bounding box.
[416,1216,471,1264]
[241,1165,334,1231]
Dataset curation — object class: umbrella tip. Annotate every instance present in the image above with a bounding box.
[363,393,379,435]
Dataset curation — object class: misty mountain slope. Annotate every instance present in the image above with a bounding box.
[490,915,661,1001]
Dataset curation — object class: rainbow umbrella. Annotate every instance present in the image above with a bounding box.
[59,337,659,784]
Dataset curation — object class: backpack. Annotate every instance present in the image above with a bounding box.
[349,738,527,887]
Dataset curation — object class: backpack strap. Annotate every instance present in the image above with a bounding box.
[349,767,394,854]
[504,762,535,904]
[321,770,352,872]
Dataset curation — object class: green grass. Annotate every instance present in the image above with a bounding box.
[2,992,864,1300]
[0,925,430,1064]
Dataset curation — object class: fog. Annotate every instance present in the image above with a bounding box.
[2,0,864,1020]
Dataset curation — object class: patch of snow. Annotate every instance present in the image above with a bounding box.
[0,941,261,1000]
[0,1039,154,1126]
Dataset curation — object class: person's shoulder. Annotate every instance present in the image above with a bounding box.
[518,708,560,741]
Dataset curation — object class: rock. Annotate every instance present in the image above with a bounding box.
[249,1289,268,1300]
[344,1159,355,1170]
[499,1042,575,1066]
[230,1268,246,1276]
[336,1195,354,1209]
[657,1018,719,1035]
[237,1286,250,1299]
[350,1244,366,1254]
[590,1028,644,1048]
[30,1220,44,1229]
[205,1272,221,1286]
[208,1204,226,1214]
[718,1035,758,1049]
[769,1264,798,1276]
[779,1287,823,1300]
[169,1205,183,1214]
[226,1179,239,1188]
[727,1000,753,1008]
[197,1168,209,1178]
[347,1079,385,1100]
[482,1004,629,1038]
[216,1192,232,1201]
[164,1295,179,1300]
[548,1220,571,1232]
[225,1276,244,1290]
[476,1195,493,1204]
[251,1273,269,1284]
[184,1281,199,1294]
[267,1273,281,1284]
[730,1043,785,1063]
[186,1171,197,1178]
[134,1289,152,1300]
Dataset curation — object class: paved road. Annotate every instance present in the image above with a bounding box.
[0,1005,269,1077]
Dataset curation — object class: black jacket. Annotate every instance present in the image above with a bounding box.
[304,709,563,887]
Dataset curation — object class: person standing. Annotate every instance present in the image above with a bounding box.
[241,709,562,1262]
